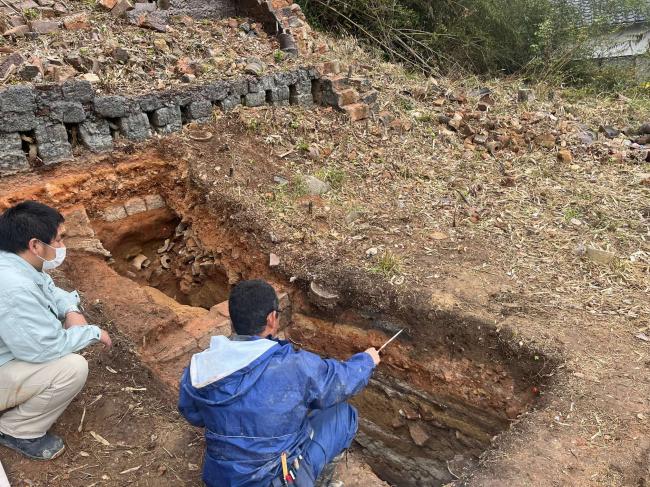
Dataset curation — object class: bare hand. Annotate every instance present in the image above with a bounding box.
[364,347,381,366]
[99,330,112,350]
[64,311,88,329]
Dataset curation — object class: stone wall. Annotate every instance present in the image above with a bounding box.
[0,67,319,176]
[167,0,239,19]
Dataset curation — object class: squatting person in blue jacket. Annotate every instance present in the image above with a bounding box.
[178,279,380,487]
[0,201,112,460]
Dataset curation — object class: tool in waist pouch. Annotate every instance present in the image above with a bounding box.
[281,452,296,485]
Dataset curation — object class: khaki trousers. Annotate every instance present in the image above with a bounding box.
[0,354,88,439]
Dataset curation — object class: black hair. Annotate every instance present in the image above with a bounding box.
[0,201,64,254]
[228,279,279,336]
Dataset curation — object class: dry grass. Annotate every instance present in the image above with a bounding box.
[247,34,650,329]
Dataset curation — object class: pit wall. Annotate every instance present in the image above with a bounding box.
[0,67,319,176]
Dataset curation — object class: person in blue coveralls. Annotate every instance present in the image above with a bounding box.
[178,279,380,487]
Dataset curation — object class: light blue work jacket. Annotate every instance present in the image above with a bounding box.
[0,251,100,366]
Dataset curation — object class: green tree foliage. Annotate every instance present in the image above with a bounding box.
[297,0,650,76]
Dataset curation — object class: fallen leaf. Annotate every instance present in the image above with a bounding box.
[634,333,649,342]
[90,431,110,446]
[120,465,142,475]
[430,231,449,240]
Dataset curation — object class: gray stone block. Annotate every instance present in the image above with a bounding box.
[79,116,113,153]
[62,80,94,103]
[290,93,314,107]
[95,95,132,118]
[36,85,64,108]
[0,132,22,152]
[293,80,312,95]
[174,90,195,108]
[220,94,241,111]
[0,111,36,133]
[0,86,35,113]
[0,86,36,132]
[274,70,299,87]
[151,104,177,126]
[249,75,275,93]
[296,68,311,83]
[307,66,320,79]
[0,152,29,175]
[268,85,290,102]
[229,79,249,96]
[51,101,86,124]
[0,133,28,174]
[203,81,229,102]
[138,94,165,112]
[167,0,236,18]
[244,91,266,107]
[119,112,151,141]
[34,121,72,164]
[151,104,182,133]
[185,99,213,122]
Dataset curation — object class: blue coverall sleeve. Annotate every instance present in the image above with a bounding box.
[302,350,376,410]
[178,368,206,428]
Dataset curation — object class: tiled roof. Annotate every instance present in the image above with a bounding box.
[567,0,648,25]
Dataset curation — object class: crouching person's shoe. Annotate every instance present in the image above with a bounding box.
[0,431,65,460]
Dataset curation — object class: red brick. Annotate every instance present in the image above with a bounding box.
[343,103,370,122]
[322,61,340,75]
[52,65,77,82]
[328,76,349,90]
[99,0,118,9]
[184,310,231,341]
[336,88,358,107]
[63,12,90,30]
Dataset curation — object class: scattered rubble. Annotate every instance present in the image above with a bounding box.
[0,2,304,92]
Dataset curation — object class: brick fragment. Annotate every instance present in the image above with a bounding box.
[343,103,370,122]
[30,20,59,34]
[110,0,132,17]
[124,197,146,216]
[103,205,127,222]
[63,12,89,30]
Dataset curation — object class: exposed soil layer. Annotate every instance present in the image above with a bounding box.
[0,152,549,486]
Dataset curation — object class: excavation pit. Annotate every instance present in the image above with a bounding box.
[0,158,549,487]
[96,209,231,310]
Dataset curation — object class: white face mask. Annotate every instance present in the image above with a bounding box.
[36,241,67,271]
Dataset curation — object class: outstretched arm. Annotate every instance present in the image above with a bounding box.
[302,348,378,410]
